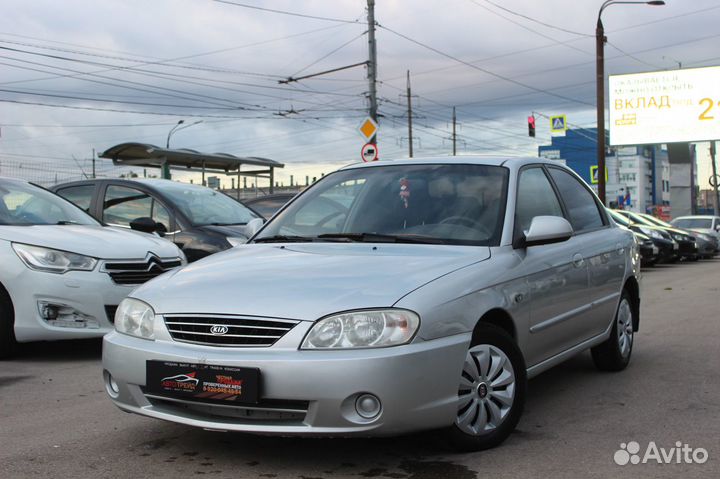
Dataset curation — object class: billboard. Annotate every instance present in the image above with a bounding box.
[609,66,720,145]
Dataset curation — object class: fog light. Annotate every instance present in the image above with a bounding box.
[37,301,99,329]
[40,304,59,320]
[104,371,120,398]
[355,393,381,419]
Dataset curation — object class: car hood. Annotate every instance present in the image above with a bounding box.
[0,225,181,259]
[196,224,251,240]
[132,242,490,320]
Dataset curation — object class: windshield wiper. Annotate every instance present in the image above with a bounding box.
[202,222,248,226]
[56,220,79,225]
[254,234,316,243]
[317,232,444,244]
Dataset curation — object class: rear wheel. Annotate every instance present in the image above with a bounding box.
[448,324,526,451]
[0,288,16,360]
[591,291,634,372]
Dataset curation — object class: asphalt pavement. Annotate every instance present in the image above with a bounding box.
[1,259,719,479]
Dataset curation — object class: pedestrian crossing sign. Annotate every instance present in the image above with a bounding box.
[550,115,567,133]
[590,165,608,184]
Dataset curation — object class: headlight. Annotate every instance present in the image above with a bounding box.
[12,243,97,273]
[672,234,684,242]
[301,309,420,349]
[114,298,155,340]
[226,237,247,247]
[638,228,662,240]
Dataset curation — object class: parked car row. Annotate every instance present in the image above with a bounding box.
[608,209,719,266]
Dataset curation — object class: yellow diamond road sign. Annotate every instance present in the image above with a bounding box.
[358,117,378,141]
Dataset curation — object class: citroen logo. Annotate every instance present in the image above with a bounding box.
[210,325,229,335]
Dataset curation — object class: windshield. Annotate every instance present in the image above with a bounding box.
[673,218,712,229]
[153,182,259,226]
[619,211,656,227]
[0,180,99,226]
[255,163,509,246]
[639,213,672,228]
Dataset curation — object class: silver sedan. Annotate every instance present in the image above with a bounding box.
[102,157,640,451]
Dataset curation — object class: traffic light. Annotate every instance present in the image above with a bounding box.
[528,115,536,137]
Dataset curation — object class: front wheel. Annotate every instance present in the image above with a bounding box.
[447,324,526,451]
[591,291,635,372]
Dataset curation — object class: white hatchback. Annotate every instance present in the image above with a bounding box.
[0,177,185,358]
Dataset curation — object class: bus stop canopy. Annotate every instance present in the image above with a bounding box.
[99,142,284,191]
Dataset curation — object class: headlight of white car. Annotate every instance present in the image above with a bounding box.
[12,243,97,273]
[115,298,155,340]
[301,309,420,349]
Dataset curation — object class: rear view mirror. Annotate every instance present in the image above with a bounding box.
[130,217,161,234]
[245,217,264,237]
[524,216,573,247]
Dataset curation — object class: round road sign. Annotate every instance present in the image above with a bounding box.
[710,174,720,188]
[361,143,378,162]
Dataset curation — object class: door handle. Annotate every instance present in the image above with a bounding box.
[616,243,625,255]
[572,253,584,268]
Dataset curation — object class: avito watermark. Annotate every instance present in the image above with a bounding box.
[614,441,709,466]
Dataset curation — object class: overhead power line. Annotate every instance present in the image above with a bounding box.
[377,24,593,107]
[212,0,362,24]
[473,0,591,37]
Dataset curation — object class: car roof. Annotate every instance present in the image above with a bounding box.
[339,155,562,171]
[53,178,215,192]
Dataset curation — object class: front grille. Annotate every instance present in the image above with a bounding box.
[164,315,299,347]
[105,305,118,324]
[103,256,182,285]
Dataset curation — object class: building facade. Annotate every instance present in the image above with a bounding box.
[538,128,670,213]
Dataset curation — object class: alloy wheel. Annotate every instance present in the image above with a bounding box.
[617,298,633,358]
[455,344,516,435]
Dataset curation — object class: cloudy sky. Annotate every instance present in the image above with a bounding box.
[0,0,718,188]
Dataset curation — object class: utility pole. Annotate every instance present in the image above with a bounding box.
[406,70,413,158]
[91,148,96,178]
[711,141,719,214]
[452,107,457,156]
[367,0,378,143]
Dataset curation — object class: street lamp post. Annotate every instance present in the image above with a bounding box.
[163,119,203,179]
[596,0,664,205]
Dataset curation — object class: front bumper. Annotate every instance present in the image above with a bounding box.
[102,330,471,436]
[4,257,135,342]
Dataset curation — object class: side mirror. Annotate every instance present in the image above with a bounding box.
[715,224,720,232]
[130,217,160,234]
[245,217,264,237]
[523,216,573,247]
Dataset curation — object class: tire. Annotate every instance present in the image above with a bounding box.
[591,290,635,372]
[447,324,527,451]
[0,288,17,360]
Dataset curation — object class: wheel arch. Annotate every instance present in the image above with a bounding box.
[0,279,16,354]
[623,276,640,332]
[475,308,517,342]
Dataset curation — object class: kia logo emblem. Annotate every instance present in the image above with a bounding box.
[210,325,229,335]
